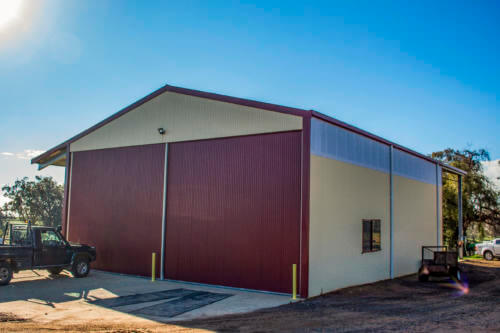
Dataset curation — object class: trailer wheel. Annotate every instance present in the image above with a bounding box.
[47,267,64,275]
[484,251,494,261]
[418,267,429,282]
[71,257,90,278]
[0,262,13,286]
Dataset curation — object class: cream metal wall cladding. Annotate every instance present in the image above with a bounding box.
[392,148,439,276]
[393,175,438,276]
[310,117,440,295]
[309,155,390,296]
[70,92,303,152]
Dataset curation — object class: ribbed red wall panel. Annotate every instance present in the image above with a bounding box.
[165,131,301,293]
[68,144,164,277]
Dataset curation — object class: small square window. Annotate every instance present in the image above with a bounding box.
[362,219,381,253]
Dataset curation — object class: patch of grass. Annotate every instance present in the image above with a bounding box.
[463,254,483,260]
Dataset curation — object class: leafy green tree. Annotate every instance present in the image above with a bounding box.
[1,176,64,228]
[432,149,500,247]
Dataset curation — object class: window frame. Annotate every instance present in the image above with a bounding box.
[40,229,66,248]
[3,225,32,247]
[362,219,381,254]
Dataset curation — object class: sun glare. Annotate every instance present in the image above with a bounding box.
[0,0,24,29]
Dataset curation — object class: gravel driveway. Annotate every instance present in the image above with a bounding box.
[1,259,499,332]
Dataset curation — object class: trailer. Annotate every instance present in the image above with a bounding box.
[418,246,460,282]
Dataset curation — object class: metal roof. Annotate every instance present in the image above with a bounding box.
[31,83,466,176]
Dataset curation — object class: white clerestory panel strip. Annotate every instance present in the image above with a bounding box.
[393,148,436,185]
[311,118,390,173]
[311,118,437,185]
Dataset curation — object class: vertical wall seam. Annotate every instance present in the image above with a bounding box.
[66,152,74,240]
[62,146,71,237]
[160,143,169,280]
[458,175,463,258]
[389,145,394,279]
[298,130,303,295]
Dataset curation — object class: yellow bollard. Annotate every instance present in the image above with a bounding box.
[292,264,297,300]
[152,252,156,282]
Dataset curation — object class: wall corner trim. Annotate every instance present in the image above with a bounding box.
[300,112,312,298]
[389,145,394,279]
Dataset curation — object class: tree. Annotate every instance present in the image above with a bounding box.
[0,206,10,223]
[432,149,500,247]
[1,176,64,228]
[0,206,11,238]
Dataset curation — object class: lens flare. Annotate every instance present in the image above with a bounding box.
[443,272,469,297]
[0,0,24,29]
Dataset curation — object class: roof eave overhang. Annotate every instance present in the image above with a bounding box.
[37,150,66,170]
[440,164,467,176]
[32,146,67,167]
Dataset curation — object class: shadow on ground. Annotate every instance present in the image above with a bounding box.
[0,268,288,327]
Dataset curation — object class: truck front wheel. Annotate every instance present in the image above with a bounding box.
[484,251,494,261]
[0,262,13,286]
[71,257,90,278]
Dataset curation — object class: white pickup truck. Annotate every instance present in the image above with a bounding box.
[476,239,500,260]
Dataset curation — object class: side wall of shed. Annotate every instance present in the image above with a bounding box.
[392,148,439,277]
[309,155,390,296]
[309,118,440,296]
[393,176,438,276]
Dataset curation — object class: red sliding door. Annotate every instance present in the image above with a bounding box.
[165,132,301,293]
[68,144,165,276]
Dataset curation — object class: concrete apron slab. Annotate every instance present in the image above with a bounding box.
[0,269,291,324]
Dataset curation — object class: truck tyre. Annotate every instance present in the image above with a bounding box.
[0,262,13,286]
[47,267,64,275]
[71,257,90,278]
[484,251,494,261]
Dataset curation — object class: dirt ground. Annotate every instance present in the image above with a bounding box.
[1,259,499,332]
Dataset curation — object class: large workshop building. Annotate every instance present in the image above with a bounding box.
[32,84,465,298]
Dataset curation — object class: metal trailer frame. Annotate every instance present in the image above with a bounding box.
[418,245,460,282]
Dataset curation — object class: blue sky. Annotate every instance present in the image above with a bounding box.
[0,0,499,194]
